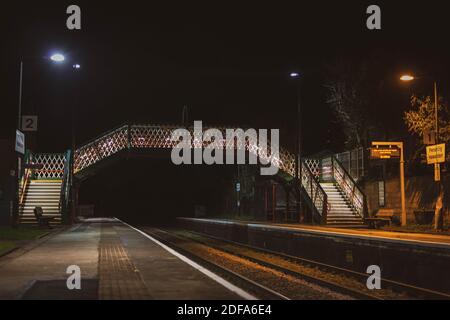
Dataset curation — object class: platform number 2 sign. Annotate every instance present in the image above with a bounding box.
[22,115,38,132]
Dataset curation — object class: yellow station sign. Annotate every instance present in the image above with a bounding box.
[426,143,446,164]
[370,146,400,159]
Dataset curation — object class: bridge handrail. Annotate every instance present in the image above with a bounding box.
[300,159,329,222]
[72,123,329,221]
[18,150,33,207]
[331,156,366,219]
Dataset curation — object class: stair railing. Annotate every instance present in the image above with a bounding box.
[330,156,366,219]
[300,159,329,223]
[18,150,33,207]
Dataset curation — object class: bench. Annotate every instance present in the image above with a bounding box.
[365,209,395,229]
[33,206,55,229]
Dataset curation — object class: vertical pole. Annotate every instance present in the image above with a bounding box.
[264,187,268,220]
[433,81,443,229]
[272,184,276,222]
[297,80,303,222]
[237,165,240,216]
[72,181,79,224]
[18,61,23,129]
[285,186,289,222]
[434,82,439,145]
[399,142,407,226]
[13,61,24,227]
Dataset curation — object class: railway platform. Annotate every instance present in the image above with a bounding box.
[177,217,450,294]
[0,218,246,300]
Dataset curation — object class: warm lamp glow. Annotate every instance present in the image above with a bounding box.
[400,74,415,81]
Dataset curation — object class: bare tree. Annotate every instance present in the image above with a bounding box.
[404,95,450,146]
[324,59,381,149]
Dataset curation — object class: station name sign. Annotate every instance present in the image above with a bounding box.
[370,143,400,159]
[426,143,446,164]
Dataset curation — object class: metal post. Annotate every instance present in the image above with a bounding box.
[433,81,443,229]
[285,186,289,222]
[433,83,440,182]
[13,61,24,227]
[237,165,240,216]
[296,80,303,222]
[18,61,23,129]
[399,142,407,226]
[434,82,439,145]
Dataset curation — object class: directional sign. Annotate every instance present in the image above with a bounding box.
[370,146,400,159]
[21,115,38,132]
[426,143,446,164]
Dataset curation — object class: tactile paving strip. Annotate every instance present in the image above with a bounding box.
[98,226,153,300]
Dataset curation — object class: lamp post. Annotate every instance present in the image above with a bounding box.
[400,74,442,228]
[400,74,439,145]
[15,52,80,225]
[290,72,303,222]
[17,53,66,129]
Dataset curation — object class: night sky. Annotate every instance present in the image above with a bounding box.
[1,1,450,154]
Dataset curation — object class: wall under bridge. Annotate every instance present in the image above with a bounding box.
[177,217,450,294]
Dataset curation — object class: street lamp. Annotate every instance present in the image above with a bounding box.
[15,52,80,226]
[50,53,65,62]
[400,74,415,82]
[400,74,439,146]
[290,71,303,222]
[400,73,443,228]
[18,52,69,128]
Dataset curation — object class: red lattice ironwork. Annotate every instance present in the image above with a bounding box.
[304,158,321,180]
[32,153,67,179]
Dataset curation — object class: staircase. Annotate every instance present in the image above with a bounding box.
[19,180,62,225]
[320,182,365,227]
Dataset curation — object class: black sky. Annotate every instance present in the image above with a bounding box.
[1,1,450,154]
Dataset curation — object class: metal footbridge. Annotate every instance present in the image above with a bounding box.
[18,124,366,225]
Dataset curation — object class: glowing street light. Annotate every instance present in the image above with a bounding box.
[400,74,415,81]
[289,71,303,218]
[399,72,443,228]
[50,53,65,62]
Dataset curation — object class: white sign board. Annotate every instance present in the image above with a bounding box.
[21,115,38,132]
[15,130,25,154]
[236,182,241,192]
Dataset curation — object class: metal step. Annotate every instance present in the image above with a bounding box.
[20,180,63,225]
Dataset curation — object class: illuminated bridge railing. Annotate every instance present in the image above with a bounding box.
[72,124,328,219]
[32,153,67,179]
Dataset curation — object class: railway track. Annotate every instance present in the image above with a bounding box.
[143,228,290,300]
[144,228,373,299]
[145,227,450,300]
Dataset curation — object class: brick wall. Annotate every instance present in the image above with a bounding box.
[363,174,449,224]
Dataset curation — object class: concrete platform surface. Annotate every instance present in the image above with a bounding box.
[182,218,450,248]
[0,218,244,300]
